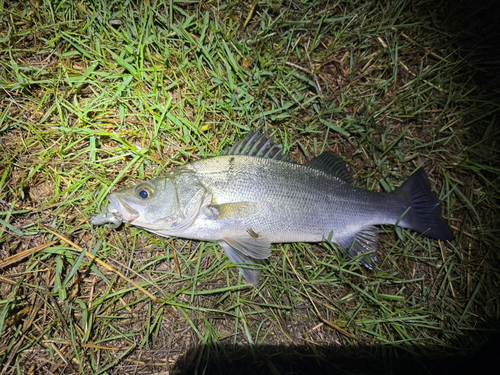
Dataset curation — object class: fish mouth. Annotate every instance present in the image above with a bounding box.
[108,194,140,222]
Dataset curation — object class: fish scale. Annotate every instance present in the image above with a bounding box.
[91,131,454,285]
[185,156,378,240]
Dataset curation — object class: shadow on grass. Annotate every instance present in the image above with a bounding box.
[172,326,500,375]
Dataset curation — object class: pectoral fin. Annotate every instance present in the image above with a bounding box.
[337,225,378,269]
[211,202,262,221]
[218,240,267,286]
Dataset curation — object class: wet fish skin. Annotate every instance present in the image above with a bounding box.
[91,131,454,285]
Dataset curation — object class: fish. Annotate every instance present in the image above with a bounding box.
[91,130,454,285]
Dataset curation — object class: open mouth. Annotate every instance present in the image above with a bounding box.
[108,194,140,222]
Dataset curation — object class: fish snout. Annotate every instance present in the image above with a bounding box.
[108,193,140,222]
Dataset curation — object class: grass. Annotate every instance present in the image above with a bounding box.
[1,0,499,374]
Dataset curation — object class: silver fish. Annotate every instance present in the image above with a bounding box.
[91,131,454,285]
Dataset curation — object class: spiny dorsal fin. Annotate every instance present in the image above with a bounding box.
[306,152,354,184]
[223,130,289,161]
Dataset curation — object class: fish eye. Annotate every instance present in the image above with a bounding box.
[136,186,153,199]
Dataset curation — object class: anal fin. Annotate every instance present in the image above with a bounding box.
[336,226,378,269]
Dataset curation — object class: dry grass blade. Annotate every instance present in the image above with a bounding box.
[0,240,59,269]
[281,246,357,341]
[40,224,158,303]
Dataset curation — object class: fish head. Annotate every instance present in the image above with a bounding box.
[106,176,180,231]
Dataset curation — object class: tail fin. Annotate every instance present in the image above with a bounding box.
[392,169,454,240]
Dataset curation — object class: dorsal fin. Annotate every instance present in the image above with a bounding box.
[223,130,290,161]
[305,152,354,184]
